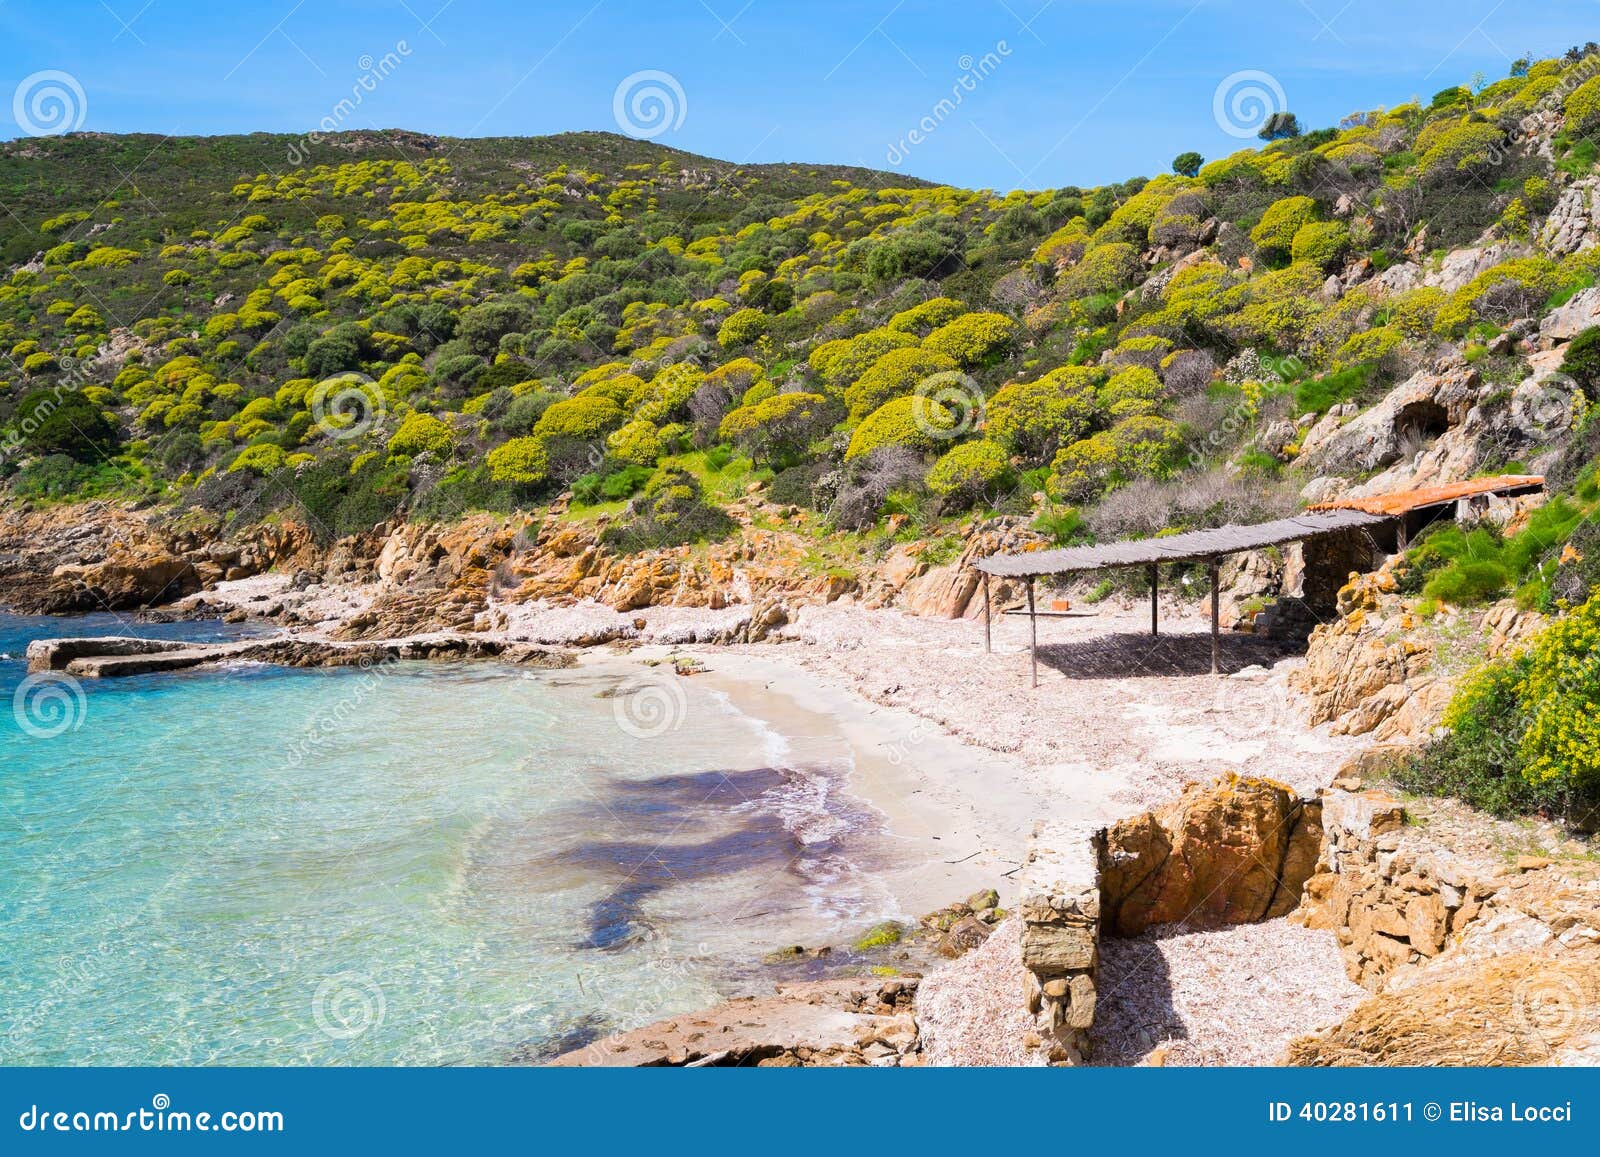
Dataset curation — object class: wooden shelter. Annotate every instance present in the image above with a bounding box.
[976,475,1548,686]
[974,510,1390,684]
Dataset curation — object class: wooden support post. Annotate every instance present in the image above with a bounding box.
[1209,558,1221,676]
[1148,563,1159,637]
[1026,577,1038,689]
[982,571,992,654]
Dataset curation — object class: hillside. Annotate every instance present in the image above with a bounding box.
[7,53,1600,782]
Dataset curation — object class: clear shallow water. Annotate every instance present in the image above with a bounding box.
[0,613,896,1065]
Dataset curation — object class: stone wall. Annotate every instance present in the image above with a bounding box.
[1016,820,1102,1065]
[1294,789,1497,989]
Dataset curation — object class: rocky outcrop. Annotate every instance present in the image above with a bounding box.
[1100,775,1323,936]
[547,976,922,1067]
[26,631,573,678]
[1286,944,1600,1065]
[1301,361,1482,477]
[1288,788,1600,1065]
[1540,283,1600,341]
[0,502,300,614]
[1424,241,1526,293]
[1292,568,1442,740]
[1539,176,1600,257]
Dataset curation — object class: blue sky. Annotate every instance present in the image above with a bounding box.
[2,0,1597,190]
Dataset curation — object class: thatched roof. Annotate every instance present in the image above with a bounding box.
[974,509,1390,578]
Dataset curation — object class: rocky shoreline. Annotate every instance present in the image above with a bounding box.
[6,493,1594,1068]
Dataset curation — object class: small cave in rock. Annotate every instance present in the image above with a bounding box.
[1392,399,1450,446]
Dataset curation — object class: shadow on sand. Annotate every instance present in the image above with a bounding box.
[1033,629,1306,679]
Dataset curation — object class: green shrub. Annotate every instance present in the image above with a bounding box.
[1294,361,1374,413]
[386,412,454,459]
[228,442,289,474]
[716,307,768,348]
[1289,220,1350,270]
[985,367,1099,461]
[1057,242,1141,299]
[485,436,550,486]
[1249,196,1317,257]
[1563,74,1600,136]
[844,395,954,460]
[532,394,625,442]
[1046,415,1182,500]
[843,347,958,420]
[1396,594,1600,826]
[572,461,653,504]
[1559,325,1600,388]
[1418,121,1506,179]
[601,467,735,552]
[718,391,834,465]
[1421,559,1511,604]
[813,329,920,391]
[921,312,1017,368]
[605,419,664,467]
[925,440,1013,506]
[9,388,119,462]
[886,297,967,336]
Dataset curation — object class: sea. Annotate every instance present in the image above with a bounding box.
[0,612,901,1064]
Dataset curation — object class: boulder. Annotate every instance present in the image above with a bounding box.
[1101,776,1323,936]
[1540,284,1600,341]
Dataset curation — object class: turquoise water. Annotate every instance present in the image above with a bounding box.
[0,614,893,1065]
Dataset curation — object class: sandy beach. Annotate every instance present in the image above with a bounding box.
[552,594,1373,938]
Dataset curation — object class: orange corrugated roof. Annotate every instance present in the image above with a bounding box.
[1309,475,1545,517]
